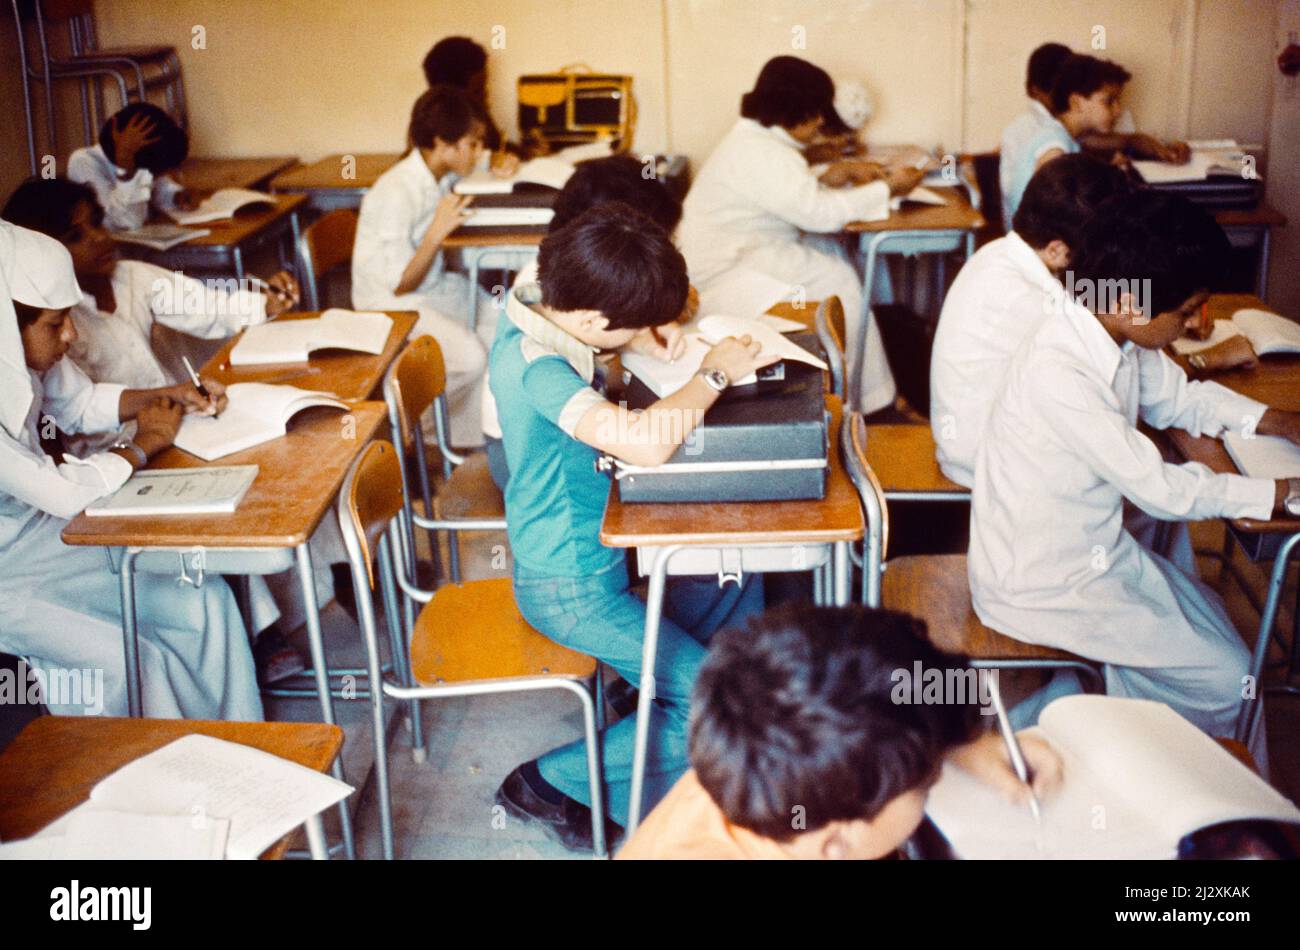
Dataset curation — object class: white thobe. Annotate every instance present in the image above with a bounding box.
[677,118,897,413]
[67,144,185,232]
[352,149,496,446]
[0,359,262,719]
[64,260,342,631]
[970,294,1274,760]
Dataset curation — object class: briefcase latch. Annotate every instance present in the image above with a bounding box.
[717,548,743,589]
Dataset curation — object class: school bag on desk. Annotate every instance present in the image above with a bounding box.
[517,66,635,154]
[605,331,830,503]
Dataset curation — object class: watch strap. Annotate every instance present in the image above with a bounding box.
[115,439,148,467]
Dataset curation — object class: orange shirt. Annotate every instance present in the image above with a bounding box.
[617,769,791,860]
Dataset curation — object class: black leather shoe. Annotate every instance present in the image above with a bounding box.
[495,765,620,853]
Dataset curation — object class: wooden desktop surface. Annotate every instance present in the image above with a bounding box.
[271,153,401,192]
[443,226,546,248]
[207,310,416,402]
[1213,203,1288,229]
[61,401,385,548]
[1166,293,1300,534]
[178,193,307,249]
[0,717,342,860]
[600,396,863,548]
[178,156,299,194]
[846,187,985,233]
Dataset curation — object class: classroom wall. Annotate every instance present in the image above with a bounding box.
[1,1,1292,296]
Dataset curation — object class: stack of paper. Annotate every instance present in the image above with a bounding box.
[0,735,352,860]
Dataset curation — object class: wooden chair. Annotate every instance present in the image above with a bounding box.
[336,440,606,859]
[382,335,503,586]
[296,208,358,311]
[840,410,1102,688]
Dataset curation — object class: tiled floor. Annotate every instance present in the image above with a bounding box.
[263,501,1298,860]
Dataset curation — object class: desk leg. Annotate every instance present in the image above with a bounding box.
[119,549,142,718]
[295,542,356,860]
[233,246,245,282]
[1236,531,1300,746]
[1257,228,1271,299]
[627,544,682,835]
[851,233,888,411]
[467,254,480,333]
[833,541,852,607]
[287,209,302,276]
[304,812,329,860]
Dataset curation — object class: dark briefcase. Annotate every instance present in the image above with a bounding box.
[602,334,829,503]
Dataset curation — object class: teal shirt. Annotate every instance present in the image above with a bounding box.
[489,288,623,578]
[1002,112,1080,228]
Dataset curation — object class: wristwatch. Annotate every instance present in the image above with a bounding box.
[1188,353,1209,371]
[1285,477,1300,518]
[112,437,148,468]
[697,366,729,392]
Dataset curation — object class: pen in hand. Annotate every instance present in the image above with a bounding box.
[986,674,1042,827]
[181,356,216,415]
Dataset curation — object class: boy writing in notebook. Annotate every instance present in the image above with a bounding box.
[619,605,1062,859]
[67,103,195,232]
[969,190,1300,766]
[490,202,771,850]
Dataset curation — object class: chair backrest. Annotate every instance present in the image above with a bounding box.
[40,0,92,22]
[814,296,846,400]
[337,440,405,590]
[840,409,890,607]
[970,151,1005,239]
[298,208,358,311]
[382,335,447,452]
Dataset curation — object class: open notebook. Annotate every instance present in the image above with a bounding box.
[453,156,576,195]
[230,309,392,365]
[925,695,1300,859]
[1172,308,1300,357]
[0,735,351,860]
[112,222,209,251]
[173,383,348,461]
[165,188,275,225]
[1224,431,1300,481]
[620,314,827,398]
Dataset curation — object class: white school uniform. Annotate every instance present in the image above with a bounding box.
[352,149,496,446]
[998,100,1079,231]
[67,144,185,233]
[930,232,1197,568]
[969,292,1274,761]
[0,222,261,719]
[65,259,342,632]
[677,118,897,413]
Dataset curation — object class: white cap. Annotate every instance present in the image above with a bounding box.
[832,79,874,131]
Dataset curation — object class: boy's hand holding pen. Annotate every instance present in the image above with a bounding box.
[250,271,300,317]
[179,356,227,416]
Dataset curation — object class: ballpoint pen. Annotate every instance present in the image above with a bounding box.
[181,356,216,414]
[986,673,1043,829]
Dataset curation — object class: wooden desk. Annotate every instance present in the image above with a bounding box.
[1212,204,1288,298]
[843,186,985,406]
[270,153,400,212]
[120,193,308,280]
[0,717,342,860]
[207,310,417,402]
[178,156,299,195]
[1163,293,1300,745]
[601,398,863,832]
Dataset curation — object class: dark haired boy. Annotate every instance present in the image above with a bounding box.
[422,35,517,173]
[482,155,689,489]
[619,605,1061,859]
[353,85,495,446]
[999,53,1131,227]
[970,191,1300,766]
[932,153,1128,487]
[67,103,192,232]
[491,202,775,850]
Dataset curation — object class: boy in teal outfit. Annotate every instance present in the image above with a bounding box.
[490,202,774,851]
